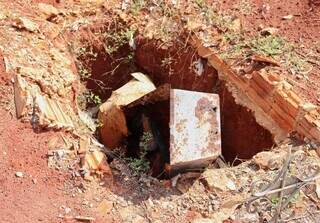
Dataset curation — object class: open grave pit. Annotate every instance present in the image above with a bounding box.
[70,26,275,178]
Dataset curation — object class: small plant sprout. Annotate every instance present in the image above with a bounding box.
[126,132,153,176]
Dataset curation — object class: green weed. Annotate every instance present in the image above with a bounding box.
[195,0,205,9]
[248,35,311,73]
[130,0,146,15]
[103,28,136,55]
[286,51,312,74]
[161,57,174,67]
[74,45,98,59]
[220,33,311,74]
[239,0,252,15]
[88,92,102,105]
[249,35,287,57]
[77,91,102,109]
[78,65,91,79]
[223,31,240,43]
[126,132,153,176]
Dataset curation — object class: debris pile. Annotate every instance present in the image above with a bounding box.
[98,72,221,175]
[244,147,320,222]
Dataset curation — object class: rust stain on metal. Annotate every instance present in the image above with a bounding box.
[169,89,221,169]
[195,96,220,151]
[195,97,211,120]
[176,118,187,133]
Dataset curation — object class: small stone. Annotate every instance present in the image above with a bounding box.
[260,27,279,36]
[98,200,113,214]
[73,171,81,177]
[32,178,37,184]
[253,150,287,170]
[316,178,320,199]
[167,204,174,210]
[301,102,317,112]
[15,171,23,178]
[146,198,154,208]
[119,206,147,223]
[38,3,60,18]
[14,17,39,32]
[64,207,71,214]
[56,150,65,158]
[84,174,94,182]
[82,200,89,206]
[202,169,237,192]
[192,217,214,223]
[282,15,294,20]
[208,205,213,213]
[74,216,95,222]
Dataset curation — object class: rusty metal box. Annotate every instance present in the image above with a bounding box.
[169,89,221,170]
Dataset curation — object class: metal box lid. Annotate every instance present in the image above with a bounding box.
[169,89,221,170]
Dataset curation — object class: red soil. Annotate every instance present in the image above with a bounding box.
[30,0,62,7]
[0,53,89,223]
[0,0,319,222]
[220,0,320,104]
[0,110,67,223]
[0,51,9,85]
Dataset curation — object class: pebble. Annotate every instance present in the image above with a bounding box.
[15,171,24,178]
[167,204,174,210]
[147,198,154,207]
[64,207,71,214]
[82,200,89,206]
[73,171,81,177]
[208,205,213,213]
[56,150,65,158]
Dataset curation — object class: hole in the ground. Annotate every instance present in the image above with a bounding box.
[75,35,274,177]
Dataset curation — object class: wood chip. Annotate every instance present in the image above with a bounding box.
[251,54,281,67]
[282,15,294,20]
[74,216,95,222]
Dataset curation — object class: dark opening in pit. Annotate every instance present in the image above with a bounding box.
[76,36,274,176]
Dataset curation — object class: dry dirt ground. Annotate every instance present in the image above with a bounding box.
[219,0,320,105]
[0,1,320,223]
